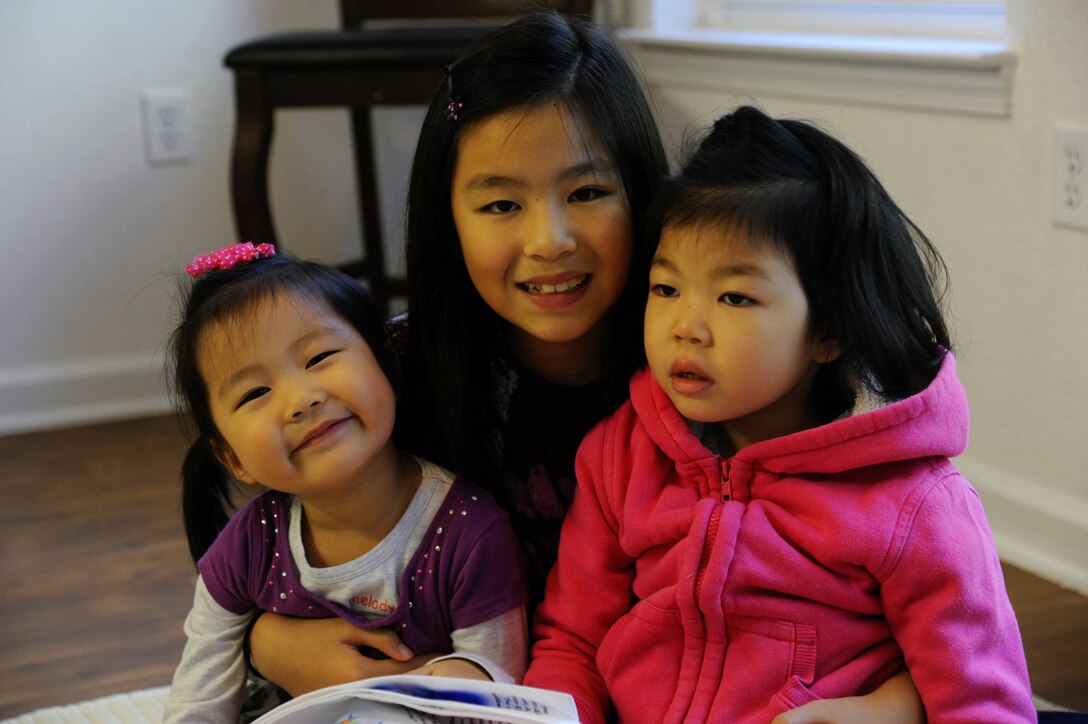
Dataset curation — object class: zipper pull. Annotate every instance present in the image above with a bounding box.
[720,458,732,501]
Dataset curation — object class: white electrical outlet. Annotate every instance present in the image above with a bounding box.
[1053,125,1088,232]
[140,88,193,165]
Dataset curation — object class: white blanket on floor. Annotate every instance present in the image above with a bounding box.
[1,687,168,724]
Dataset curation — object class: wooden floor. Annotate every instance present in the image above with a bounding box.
[1,415,1086,718]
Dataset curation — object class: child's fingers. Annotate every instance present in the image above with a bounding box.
[340,625,414,661]
[770,701,842,724]
[406,663,437,677]
[770,698,883,724]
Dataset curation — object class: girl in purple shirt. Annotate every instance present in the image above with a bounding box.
[164,248,526,722]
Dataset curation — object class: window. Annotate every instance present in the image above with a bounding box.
[695,1,1005,41]
[618,0,1014,116]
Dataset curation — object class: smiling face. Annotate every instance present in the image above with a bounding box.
[644,224,838,453]
[198,291,398,498]
[451,103,632,376]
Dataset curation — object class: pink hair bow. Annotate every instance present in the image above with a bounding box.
[186,242,276,278]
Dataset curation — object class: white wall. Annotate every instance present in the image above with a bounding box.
[629,0,1088,593]
[0,0,365,432]
[1,2,1085,593]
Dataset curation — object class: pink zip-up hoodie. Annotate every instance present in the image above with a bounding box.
[525,354,1033,723]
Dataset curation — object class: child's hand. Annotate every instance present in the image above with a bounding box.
[249,613,431,697]
[771,697,875,724]
[409,657,493,681]
[769,670,924,724]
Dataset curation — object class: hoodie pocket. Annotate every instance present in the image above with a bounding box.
[597,599,684,723]
[705,615,820,720]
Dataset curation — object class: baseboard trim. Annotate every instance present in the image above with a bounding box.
[0,352,172,436]
[958,455,1088,596]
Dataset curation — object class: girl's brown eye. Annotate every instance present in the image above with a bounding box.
[482,200,519,214]
[721,292,754,307]
[305,351,336,369]
[569,187,604,202]
[650,284,678,298]
[238,387,269,408]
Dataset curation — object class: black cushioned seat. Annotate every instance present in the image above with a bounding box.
[224,28,492,70]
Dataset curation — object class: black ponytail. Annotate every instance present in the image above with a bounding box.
[181,435,237,565]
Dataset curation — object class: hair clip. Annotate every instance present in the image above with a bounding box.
[186,242,276,278]
[445,63,463,121]
[446,96,464,122]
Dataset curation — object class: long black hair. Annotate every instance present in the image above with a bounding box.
[399,10,668,486]
[169,253,398,564]
[646,106,951,417]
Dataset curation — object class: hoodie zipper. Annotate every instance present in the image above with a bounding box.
[694,504,721,599]
[694,457,732,599]
[720,457,732,502]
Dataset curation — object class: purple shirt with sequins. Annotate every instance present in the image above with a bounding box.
[198,477,527,657]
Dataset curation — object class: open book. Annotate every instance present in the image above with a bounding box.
[251,675,581,724]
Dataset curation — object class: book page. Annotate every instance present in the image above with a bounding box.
[253,675,580,724]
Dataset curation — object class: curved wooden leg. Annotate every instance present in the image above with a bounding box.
[230,68,276,246]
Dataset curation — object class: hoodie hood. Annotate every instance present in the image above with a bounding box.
[630,352,968,477]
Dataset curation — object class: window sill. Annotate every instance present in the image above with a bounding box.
[619,29,1016,117]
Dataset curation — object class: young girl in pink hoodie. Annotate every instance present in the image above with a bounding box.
[525,106,1034,723]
